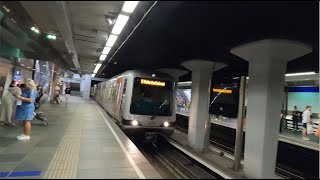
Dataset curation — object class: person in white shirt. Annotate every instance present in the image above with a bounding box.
[302,105,312,140]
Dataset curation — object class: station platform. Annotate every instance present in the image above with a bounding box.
[0,96,161,179]
[176,111,319,151]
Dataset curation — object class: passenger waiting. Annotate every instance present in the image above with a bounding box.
[14,80,38,141]
[302,105,312,141]
[0,81,22,126]
[64,85,71,104]
[54,84,62,104]
[292,106,302,131]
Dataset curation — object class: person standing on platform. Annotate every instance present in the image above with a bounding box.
[0,81,22,126]
[54,84,62,104]
[64,85,71,104]
[292,106,301,131]
[302,105,312,141]
[14,80,38,141]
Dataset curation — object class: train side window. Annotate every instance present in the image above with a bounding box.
[123,79,127,95]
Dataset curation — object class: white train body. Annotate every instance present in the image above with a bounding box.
[92,70,176,136]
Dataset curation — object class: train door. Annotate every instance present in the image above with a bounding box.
[119,78,127,121]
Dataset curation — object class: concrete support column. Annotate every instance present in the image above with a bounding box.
[181,60,226,151]
[80,74,91,100]
[49,64,57,103]
[231,39,312,178]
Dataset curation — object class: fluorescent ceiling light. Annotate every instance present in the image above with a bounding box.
[46,34,56,40]
[106,34,118,47]
[102,47,111,55]
[3,6,10,13]
[177,81,192,85]
[99,54,107,61]
[93,63,102,73]
[122,1,139,13]
[91,74,96,77]
[111,14,129,35]
[285,72,316,77]
[31,27,40,34]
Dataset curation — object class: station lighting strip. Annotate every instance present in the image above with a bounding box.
[179,72,318,84]
[93,1,139,77]
[31,26,56,40]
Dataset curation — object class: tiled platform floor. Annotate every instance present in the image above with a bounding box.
[0,96,161,179]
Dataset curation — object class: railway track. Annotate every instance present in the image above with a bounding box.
[175,122,310,179]
[131,136,222,179]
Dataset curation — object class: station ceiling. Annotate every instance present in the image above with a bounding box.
[1,1,318,80]
[99,1,318,81]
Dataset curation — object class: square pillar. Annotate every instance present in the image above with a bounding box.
[80,74,91,100]
[182,60,226,151]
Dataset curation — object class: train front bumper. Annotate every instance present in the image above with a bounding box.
[120,125,175,136]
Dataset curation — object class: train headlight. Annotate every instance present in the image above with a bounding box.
[164,122,169,127]
[132,120,139,126]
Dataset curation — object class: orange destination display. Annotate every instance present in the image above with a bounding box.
[213,88,232,94]
[140,79,166,87]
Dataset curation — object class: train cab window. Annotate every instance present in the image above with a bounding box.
[130,77,172,116]
[123,79,127,95]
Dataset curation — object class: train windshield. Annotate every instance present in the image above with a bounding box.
[130,77,172,116]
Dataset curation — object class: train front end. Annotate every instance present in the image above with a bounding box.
[121,74,176,141]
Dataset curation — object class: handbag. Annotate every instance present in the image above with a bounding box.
[16,99,22,105]
[307,123,313,134]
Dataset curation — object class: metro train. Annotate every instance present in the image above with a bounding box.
[92,70,176,140]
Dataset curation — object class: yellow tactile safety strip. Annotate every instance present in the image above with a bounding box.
[43,110,83,179]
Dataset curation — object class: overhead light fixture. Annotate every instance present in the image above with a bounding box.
[106,34,118,47]
[100,54,107,61]
[31,27,40,34]
[21,64,25,67]
[93,63,102,73]
[102,47,111,55]
[3,6,10,13]
[122,1,139,13]
[46,34,56,40]
[111,14,129,35]
[91,74,96,77]
[177,81,192,85]
[285,72,316,77]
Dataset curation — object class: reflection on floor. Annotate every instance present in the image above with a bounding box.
[176,110,319,151]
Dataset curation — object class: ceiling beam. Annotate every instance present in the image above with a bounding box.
[47,1,82,74]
